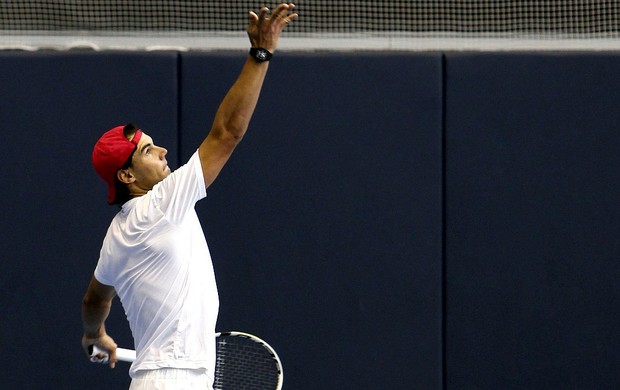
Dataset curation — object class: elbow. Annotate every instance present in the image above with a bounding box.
[82,291,111,311]
[213,117,248,143]
[82,294,95,308]
[225,128,245,143]
[82,295,98,313]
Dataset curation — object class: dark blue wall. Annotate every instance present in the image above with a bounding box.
[444,52,620,389]
[0,51,179,389]
[181,52,444,389]
[0,50,618,389]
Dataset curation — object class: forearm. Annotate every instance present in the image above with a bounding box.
[211,57,269,141]
[81,276,115,338]
[82,295,112,337]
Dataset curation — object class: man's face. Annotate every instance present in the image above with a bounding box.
[127,132,171,192]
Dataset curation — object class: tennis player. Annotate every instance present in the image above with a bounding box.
[81,4,297,389]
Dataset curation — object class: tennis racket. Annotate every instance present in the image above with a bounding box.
[90,331,283,390]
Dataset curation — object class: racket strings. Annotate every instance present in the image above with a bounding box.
[214,335,281,390]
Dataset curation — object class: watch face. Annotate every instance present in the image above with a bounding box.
[256,49,268,60]
[250,48,271,62]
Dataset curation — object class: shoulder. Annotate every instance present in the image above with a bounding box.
[152,150,206,205]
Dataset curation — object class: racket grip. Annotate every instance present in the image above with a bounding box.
[90,345,136,363]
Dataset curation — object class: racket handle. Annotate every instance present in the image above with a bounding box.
[90,345,136,363]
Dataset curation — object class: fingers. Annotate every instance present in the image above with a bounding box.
[87,344,117,369]
[259,6,270,18]
[271,3,297,26]
[108,348,117,369]
[249,4,297,27]
[89,349,108,364]
[246,3,297,49]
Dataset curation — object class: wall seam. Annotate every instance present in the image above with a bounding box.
[441,52,448,390]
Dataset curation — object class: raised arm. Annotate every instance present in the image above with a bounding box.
[81,276,118,368]
[198,3,297,188]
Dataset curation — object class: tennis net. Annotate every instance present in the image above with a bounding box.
[1,1,619,51]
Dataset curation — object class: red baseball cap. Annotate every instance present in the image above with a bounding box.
[92,124,143,204]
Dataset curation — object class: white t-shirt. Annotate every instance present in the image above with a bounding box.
[94,151,219,380]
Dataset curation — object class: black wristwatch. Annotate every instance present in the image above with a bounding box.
[249,47,273,63]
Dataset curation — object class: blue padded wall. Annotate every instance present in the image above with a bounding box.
[179,52,444,389]
[444,52,620,389]
[0,51,179,389]
[2,49,619,390]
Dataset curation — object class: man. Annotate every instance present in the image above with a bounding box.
[81,4,297,389]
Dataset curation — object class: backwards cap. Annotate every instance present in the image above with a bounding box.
[92,124,143,204]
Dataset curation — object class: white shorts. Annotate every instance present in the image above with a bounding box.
[129,368,213,390]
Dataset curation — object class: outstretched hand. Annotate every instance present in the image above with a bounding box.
[247,3,298,52]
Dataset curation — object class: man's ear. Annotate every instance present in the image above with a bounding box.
[117,168,135,184]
